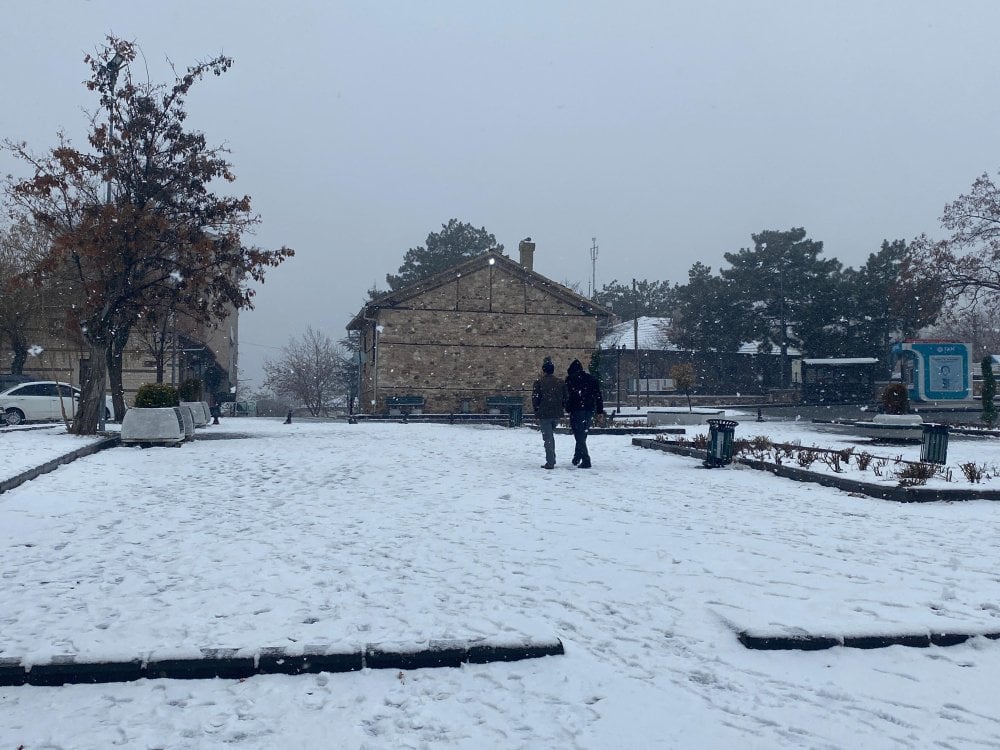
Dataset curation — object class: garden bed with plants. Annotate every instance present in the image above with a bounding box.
[635,429,1000,502]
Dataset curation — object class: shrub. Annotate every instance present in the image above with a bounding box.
[670,363,696,412]
[855,451,874,471]
[880,383,910,415]
[796,448,819,469]
[178,378,203,402]
[748,435,773,458]
[821,452,843,473]
[960,461,986,484]
[896,462,936,487]
[134,383,179,408]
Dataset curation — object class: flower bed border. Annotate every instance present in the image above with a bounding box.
[632,438,1000,502]
[0,638,565,687]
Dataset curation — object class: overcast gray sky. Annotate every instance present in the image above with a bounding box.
[4,1,1000,390]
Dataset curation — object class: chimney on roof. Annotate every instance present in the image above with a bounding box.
[518,237,535,271]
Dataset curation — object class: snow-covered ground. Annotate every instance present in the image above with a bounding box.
[2,417,1000,749]
[0,425,106,479]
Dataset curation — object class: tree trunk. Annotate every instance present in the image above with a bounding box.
[8,330,28,374]
[9,347,27,375]
[107,323,131,420]
[71,340,109,435]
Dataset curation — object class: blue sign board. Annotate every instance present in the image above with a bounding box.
[891,341,973,402]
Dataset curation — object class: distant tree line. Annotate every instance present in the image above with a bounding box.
[256,162,1000,409]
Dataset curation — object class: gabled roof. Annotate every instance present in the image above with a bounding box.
[347,250,614,329]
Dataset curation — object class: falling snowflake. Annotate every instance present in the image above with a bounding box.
[170,270,184,283]
[28,345,44,357]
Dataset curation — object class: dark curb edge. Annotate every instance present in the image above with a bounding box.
[632,438,1000,502]
[0,639,564,687]
[738,630,1000,651]
[551,427,685,436]
[0,434,121,496]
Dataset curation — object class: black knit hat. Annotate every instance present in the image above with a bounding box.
[542,357,554,374]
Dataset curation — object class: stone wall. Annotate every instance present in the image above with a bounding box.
[358,263,601,413]
[2,316,234,407]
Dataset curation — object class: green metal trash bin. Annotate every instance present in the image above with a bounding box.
[920,423,949,464]
[486,396,524,428]
[704,419,739,468]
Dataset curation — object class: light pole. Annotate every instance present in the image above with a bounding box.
[776,249,788,389]
[633,279,640,410]
[97,51,123,431]
[763,241,789,390]
[104,52,123,204]
[616,343,626,412]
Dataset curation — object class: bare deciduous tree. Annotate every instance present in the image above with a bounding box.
[924,296,1000,361]
[918,170,1000,303]
[263,327,349,416]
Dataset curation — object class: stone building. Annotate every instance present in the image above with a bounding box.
[1,307,237,408]
[347,241,614,415]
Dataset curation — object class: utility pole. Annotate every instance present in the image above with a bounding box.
[633,278,640,410]
[590,237,599,298]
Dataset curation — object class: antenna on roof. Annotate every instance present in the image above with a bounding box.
[589,237,599,298]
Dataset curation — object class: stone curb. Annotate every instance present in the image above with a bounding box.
[550,427,685,436]
[0,434,121,496]
[632,438,1000,502]
[0,639,565,687]
[738,630,1000,651]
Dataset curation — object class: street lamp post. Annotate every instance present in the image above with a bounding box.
[762,241,789,390]
[633,279,640,410]
[97,51,123,431]
[778,254,788,389]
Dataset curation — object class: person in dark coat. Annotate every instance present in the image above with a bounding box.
[564,358,605,469]
[531,357,567,469]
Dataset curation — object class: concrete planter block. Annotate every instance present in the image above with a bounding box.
[181,401,209,427]
[647,408,725,426]
[854,413,924,441]
[178,405,196,439]
[120,407,185,445]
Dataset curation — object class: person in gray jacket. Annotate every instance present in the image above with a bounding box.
[531,357,567,469]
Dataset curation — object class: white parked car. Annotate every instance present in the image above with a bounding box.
[0,381,115,426]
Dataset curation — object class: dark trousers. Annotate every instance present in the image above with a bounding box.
[538,417,558,465]
[569,410,594,463]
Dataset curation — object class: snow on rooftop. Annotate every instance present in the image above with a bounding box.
[600,317,801,355]
[803,357,880,365]
[599,316,677,350]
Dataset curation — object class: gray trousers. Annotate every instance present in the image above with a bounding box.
[538,417,559,465]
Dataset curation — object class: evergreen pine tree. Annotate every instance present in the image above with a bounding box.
[982,356,997,428]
